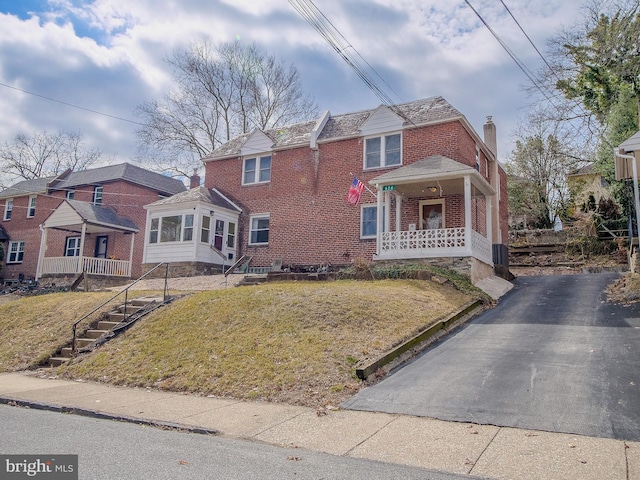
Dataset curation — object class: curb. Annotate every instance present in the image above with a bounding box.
[355,299,484,380]
[0,396,219,435]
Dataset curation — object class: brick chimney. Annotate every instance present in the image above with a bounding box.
[483,116,497,158]
[190,170,201,189]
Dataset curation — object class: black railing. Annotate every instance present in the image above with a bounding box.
[71,262,170,353]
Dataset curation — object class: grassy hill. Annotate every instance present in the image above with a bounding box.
[1,278,482,408]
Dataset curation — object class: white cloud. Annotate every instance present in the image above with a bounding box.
[0,0,585,170]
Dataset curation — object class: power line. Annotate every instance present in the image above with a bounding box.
[288,0,404,108]
[498,0,553,72]
[0,81,146,127]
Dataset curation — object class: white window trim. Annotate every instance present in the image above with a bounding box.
[200,215,211,244]
[148,214,196,244]
[27,195,36,218]
[248,213,270,246]
[242,154,272,185]
[3,198,13,221]
[93,186,103,205]
[7,240,24,263]
[65,236,82,257]
[363,132,402,170]
[360,204,385,239]
[66,190,75,200]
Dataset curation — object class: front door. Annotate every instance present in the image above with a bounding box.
[94,235,108,258]
[420,200,445,230]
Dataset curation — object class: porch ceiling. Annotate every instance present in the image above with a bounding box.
[369,155,495,197]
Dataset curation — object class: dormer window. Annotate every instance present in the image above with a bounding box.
[364,133,401,169]
[243,155,271,185]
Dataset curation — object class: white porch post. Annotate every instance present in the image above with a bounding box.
[35,225,48,281]
[376,187,383,255]
[395,193,402,232]
[384,191,391,233]
[78,222,87,274]
[464,176,472,254]
[486,195,493,245]
[128,232,136,277]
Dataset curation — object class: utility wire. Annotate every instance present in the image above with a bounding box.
[0,81,146,127]
[288,0,404,108]
[498,0,553,72]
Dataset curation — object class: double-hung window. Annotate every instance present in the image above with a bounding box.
[243,155,271,185]
[361,205,385,239]
[27,195,36,218]
[249,214,269,245]
[65,237,81,257]
[200,216,211,243]
[66,190,75,200]
[7,241,24,263]
[93,186,103,206]
[364,133,401,169]
[3,198,13,220]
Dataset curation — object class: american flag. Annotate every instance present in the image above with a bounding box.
[346,177,365,205]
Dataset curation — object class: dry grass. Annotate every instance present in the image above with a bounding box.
[0,291,142,371]
[58,279,475,408]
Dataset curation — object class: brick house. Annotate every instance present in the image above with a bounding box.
[0,163,185,283]
[144,97,509,283]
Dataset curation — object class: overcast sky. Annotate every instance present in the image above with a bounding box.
[0,0,585,176]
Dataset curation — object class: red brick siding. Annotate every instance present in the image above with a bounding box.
[2,180,169,280]
[205,120,502,268]
[1,194,63,281]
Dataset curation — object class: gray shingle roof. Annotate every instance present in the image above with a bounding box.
[52,163,186,195]
[67,199,139,232]
[369,155,475,184]
[0,176,55,199]
[0,163,186,199]
[147,186,241,212]
[204,96,463,161]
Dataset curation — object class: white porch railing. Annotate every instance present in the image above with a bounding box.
[39,256,131,277]
[378,227,493,265]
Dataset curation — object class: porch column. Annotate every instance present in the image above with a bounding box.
[464,176,472,254]
[384,191,391,233]
[78,222,87,274]
[128,232,136,277]
[486,195,493,245]
[35,225,48,281]
[395,193,402,232]
[376,187,383,255]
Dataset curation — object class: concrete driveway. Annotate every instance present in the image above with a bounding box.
[342,273,640,441]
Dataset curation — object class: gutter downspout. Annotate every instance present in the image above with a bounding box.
[614,148,640,252]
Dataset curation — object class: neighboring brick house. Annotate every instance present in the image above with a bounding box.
[0,163,185,282]
[145,97,509,283]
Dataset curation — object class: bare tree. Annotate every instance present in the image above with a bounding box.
[135,39,319,177]
[507,107,588,228]
[0,130,102,186]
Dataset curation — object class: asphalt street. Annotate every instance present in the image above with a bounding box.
[0,404,483,480]
[343,273,640,441]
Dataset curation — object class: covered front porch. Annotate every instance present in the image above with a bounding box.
[36,200,139,280]
[369,156,495,266]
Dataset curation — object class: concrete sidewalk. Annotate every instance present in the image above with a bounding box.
[1,372,637,479]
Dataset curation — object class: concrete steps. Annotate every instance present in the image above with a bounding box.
[237,274,268,286]
[46,296,163,367]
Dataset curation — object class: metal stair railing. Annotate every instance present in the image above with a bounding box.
[71,262,170,353]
